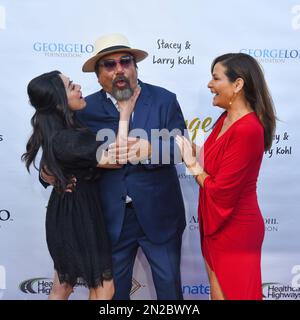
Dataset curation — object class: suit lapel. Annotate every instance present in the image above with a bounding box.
[99,89,120,118]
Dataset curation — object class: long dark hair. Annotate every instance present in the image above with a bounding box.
[211,53,276,151]
[22,70,80,192]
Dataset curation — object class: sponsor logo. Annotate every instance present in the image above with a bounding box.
[263,265,300,300]
[0,210,13,228]
[0,134,3,142]
[33,42,93,58]
[264,217,279,232]
[182,284,210,296]
[240,48,300,64]
[19,277,89,295]
[189,217,279,232]
[177,172,196,180]
[291,5,300,30]
[0,5,5,30]
[262,282,300,300]
[130,278,144,295]
[19,278,53,295]
[19,276,144,296]
[292,265,300,288]
[188,215,199,231]
[186,116,213,141]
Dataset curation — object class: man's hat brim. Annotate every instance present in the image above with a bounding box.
[82,47,148,72]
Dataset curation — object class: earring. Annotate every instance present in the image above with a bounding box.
[229,92,236,106]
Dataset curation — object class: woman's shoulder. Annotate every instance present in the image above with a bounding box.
[52,129,95,148]
[53,128,93,139]
[226,113,264,149]
[234,112,263,135]
[51,128,98,164]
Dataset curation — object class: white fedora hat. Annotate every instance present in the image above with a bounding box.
[82,33,148,72]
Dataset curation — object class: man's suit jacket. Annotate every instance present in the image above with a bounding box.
[76,80,186,245]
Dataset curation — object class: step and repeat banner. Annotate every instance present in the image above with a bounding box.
[0,0,300,300]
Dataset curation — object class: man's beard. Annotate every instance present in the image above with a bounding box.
[111,76,133,101]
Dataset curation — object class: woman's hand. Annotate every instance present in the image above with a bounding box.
[118,85,141,120]
[97,150,123,169]
[175,135,203,176]
[175,135,197,167]
[41,166,77,192]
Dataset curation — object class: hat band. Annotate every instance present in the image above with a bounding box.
[98,45,131,55]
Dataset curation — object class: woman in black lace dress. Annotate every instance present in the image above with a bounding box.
[22,70,138,300]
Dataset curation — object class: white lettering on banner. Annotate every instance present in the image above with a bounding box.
[291,5,300,30]
[0,265,6,289]
[0,5,6,30]
[291,265,300,288]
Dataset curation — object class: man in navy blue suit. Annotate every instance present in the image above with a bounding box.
[78,33,186,300]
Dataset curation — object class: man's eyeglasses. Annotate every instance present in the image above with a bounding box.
[99,55,134,71]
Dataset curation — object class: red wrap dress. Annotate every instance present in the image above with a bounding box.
[199,112,265,300]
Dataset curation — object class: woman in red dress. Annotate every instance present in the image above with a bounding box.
[177,53,276,300]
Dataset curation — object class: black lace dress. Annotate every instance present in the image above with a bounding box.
[45,129,112,288]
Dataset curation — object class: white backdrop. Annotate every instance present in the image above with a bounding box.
[0,0,300,300]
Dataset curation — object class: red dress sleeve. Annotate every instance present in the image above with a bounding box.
[201,122,263,236]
